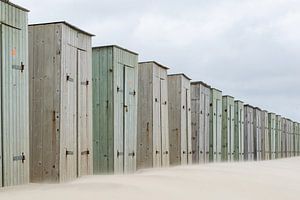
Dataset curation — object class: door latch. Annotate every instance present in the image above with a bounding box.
[124,105,128,112]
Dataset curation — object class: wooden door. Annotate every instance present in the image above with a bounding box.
[124,65,137,173]
[61,45,77,182]
[77,49,92,176]
[1,24,29,186]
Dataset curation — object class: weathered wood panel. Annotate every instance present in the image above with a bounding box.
[191,82,211,164]
[93,45,138,174]
[137,62,169,170]
[222,96,235,162]
[253,108,262,161]
[168,74,191,166]
[209,88,222,162]
[29,22,93,183]
[234,101,244,161]
[244,105,254,161]
[0,1,29,187]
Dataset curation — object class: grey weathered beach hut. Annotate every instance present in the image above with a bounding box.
[168,74,192,166]
[92,45,138,174]
[268,113,276,160]
[137,61,169,169]
[191,81,211,164]
[275,115,282,158]
[0,0,29,187]
[29,22,94,183]
[262,110,270,160]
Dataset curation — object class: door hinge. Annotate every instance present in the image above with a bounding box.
[66,74,74,82]
[66,150,74,156]
[117,151,124,158]
[81,150,90,155]
[128,152,135,157]
[12,62,25,72]
[129,90,136,96]
[13,153,26,163]
[81,80,89,86]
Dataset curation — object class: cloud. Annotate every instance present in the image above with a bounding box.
[13,0,300,121]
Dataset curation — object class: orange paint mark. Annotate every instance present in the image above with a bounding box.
[12,48,17,57]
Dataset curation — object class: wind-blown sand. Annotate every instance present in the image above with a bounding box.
[1,157,300,200]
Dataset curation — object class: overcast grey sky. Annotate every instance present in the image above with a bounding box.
[15,0,300,121]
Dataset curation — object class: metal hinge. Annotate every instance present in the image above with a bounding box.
[128,152,135,157]
[66,150,74,156]
[117,151,124,158]
[12,62,25,72]
[81,80,89,86]
[117,86,123,93]
[13,153,26,163]
[129,90,136,96]
[66,74,74,82]
[81,150,90,155]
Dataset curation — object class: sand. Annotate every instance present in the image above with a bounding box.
[1,157,300,200]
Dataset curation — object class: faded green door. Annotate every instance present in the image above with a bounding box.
[124,65,137,173]
[1,24,29,186]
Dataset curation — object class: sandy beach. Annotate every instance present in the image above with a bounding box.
[1,157,300,200]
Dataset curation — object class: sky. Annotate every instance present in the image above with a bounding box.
[14,0,300,121]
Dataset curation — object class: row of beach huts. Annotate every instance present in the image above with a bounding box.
[0,0,299,188]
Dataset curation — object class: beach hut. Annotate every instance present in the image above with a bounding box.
[244,105,254,161]
[137,61,169,169]
[191,81,211,164]
[222,96,235,162]
[92,45,138,174]
[275,115,282,158]
[234,100,244,161]
[0,0,29,187]
[29,22,93,182]
[209,88,223,162]
[253,108,262,161]
[262,111,270,160]
[168,74,192,166]
[268,113,276,160]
